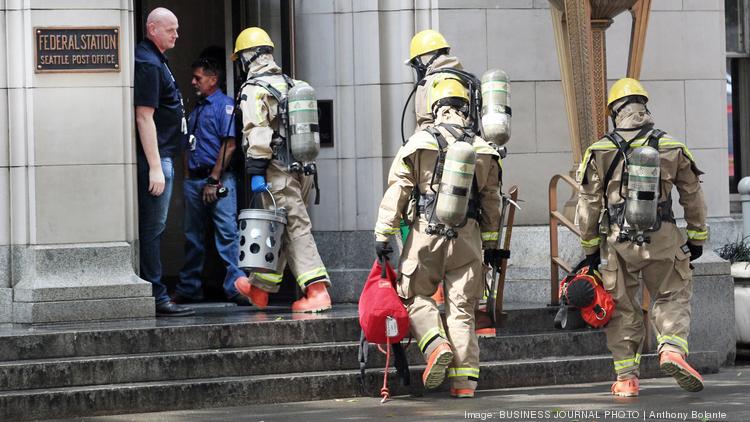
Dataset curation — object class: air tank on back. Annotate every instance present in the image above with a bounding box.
[287,82,320,162]
[625,146,661,231]
[480,69,512,146]
[436,141,477,227]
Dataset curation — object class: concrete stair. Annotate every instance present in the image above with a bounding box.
[0,304,721,420]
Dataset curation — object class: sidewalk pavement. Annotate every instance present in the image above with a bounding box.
[49,365,749,422]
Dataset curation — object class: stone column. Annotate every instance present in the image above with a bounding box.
[591,18,612,140]
[1,0,153,323]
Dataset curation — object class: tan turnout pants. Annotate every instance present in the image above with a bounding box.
[600,223,693,379]
[250,160,330,293]
[398,218,484,390]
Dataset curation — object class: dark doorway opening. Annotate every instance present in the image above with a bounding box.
[134,0,298,304]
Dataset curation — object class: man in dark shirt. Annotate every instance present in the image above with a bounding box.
[173,58,250,305]
[134,7,194,316]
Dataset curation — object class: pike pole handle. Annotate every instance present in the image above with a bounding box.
[494,185,519,319]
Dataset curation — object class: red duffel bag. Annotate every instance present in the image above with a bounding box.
[358,259,410,344]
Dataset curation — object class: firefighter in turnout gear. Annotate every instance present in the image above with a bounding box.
[576,78,708,397]
[408,29,476,134]
[375,79,503,398]
[232,27,332,313]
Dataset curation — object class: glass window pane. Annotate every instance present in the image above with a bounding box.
[726,0,746,54]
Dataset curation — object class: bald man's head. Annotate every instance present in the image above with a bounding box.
[146,7,179,53]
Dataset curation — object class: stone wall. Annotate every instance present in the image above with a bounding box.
[294,0,729,230]
[0,0,152,322]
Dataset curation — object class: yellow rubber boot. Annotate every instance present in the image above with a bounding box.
[291,282,332,313]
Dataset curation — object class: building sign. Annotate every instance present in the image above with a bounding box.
[35,27,120,72]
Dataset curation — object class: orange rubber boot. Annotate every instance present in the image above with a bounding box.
[450,388,475,398]
[422,343,453,389]
[611,377,639,397]
[234,276,269,310]
[291,282,332,313]
[660,350,704,392]
[475,310,496,338]
[432,284,445,305]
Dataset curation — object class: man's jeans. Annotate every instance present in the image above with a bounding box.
[137,157,174,305]
[176,172,244,299]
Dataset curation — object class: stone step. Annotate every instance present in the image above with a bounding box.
[0,351,719,421]
[0,330,607,391]
[0,306,561,362]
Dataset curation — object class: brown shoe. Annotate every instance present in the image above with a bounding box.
[660,351,704,392]
[422,343,453,390]
[611,377,639,397]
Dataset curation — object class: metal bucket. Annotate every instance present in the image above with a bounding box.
[237,191,287,274]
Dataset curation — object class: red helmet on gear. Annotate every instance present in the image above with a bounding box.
[560,266,615,328]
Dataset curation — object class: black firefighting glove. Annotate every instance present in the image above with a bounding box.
[585,250,601,272]
[686,242,703,262]
[483,249,504,269]
[375,241,393,262]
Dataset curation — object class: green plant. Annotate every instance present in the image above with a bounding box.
[715,235,750,263]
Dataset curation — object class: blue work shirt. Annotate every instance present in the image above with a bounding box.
[186,89,236,170]
[134,39,186,159]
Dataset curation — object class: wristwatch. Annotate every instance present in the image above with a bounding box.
[206,176,219,185]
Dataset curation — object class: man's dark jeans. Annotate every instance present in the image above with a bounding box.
[137,157,174,304]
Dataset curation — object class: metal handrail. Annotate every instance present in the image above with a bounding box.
[549,173,581,306]
[549,173,656,350]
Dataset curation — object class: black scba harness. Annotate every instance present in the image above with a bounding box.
[235,72,320,204]
[597,126,675,243]
[399,65,513,148]
[411,123,482,239]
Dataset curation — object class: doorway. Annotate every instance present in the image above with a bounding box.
[134,0,297,302]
